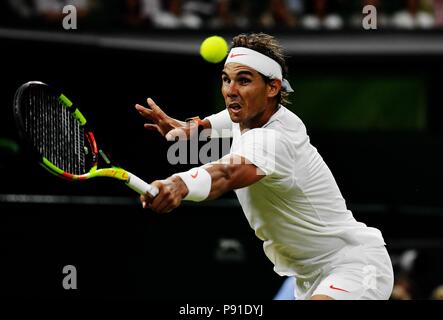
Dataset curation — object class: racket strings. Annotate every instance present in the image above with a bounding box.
[23,87,86,175]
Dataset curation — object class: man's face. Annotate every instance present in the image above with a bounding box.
[221,62,270,129]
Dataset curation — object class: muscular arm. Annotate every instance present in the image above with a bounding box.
[203,154,264,200]
[141,154,264,213]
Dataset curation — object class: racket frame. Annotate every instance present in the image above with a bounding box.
[13,81,158,197]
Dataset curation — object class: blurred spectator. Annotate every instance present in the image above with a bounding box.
[301,0,344,29]
[183,0,217,25]
[5,0,38,28]
[391,0,435,29]
[434,0,443,26]
[209,0,302,31]
[391,274,413,300]
[7,0,36,20]
[391,248,443,300]
[430,284,443,300]
[390,249,417,300]
[124,0,144,27]
[140,0,203,29]
[5,0,443,30]
[209,0,251,29]
[259,0,299,29]
[349,0,390,29]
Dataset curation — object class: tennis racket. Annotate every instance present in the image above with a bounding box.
[13,81,158,197]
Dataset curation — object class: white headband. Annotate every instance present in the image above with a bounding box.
[225,47,294,92]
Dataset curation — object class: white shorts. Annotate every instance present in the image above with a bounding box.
[295,245,394,300]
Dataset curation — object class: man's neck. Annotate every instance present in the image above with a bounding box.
[240,103,280,132]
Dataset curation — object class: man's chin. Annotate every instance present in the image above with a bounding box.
[227,111,242,123]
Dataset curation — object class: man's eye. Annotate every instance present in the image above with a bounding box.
[239,78,250,85]
[222,77,230,83]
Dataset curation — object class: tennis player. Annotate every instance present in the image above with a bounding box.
[135,33,394,300]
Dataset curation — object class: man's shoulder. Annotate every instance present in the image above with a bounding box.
[265,106,305,129]
[262,107,307,140]
[240,127,283,142]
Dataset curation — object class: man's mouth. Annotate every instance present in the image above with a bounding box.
[228,103,242,113]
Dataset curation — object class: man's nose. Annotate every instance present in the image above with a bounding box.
[226,81,238,97]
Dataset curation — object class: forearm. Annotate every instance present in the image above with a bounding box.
[144,156,263,213]
[203,163,257,200]
[204,163,232,200]
[174,155,264,201]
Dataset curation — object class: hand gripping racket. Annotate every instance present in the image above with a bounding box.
[13,81,159,197]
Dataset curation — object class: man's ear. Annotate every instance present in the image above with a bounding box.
[267,79,282,98]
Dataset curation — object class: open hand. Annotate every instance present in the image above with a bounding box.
[135,98,197,141]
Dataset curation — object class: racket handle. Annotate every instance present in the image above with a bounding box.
[126,172,159,197]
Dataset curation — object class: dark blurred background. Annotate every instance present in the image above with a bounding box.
[1,0,443,301]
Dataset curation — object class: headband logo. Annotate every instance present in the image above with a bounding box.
[230,53,247,58]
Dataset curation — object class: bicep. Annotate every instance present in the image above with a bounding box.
[203,154,265,199]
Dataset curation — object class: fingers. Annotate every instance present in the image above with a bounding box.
[150,180,169,210]
[152,194,177,213]
[140,180,181,214]
[135,103,150,113]
[147,97,166,116]
[135,98,164,115]
[135,98,168,128]
[144,123,160,132]
[136,103,164,135]
[135,103,154,120]
[139,194,151,209]
[139,182,159,209]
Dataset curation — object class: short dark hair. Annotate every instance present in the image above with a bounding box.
[231,33,292,106]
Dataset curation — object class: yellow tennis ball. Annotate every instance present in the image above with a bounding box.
[200,36,228,63]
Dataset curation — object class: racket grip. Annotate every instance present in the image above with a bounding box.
[126,172,159,197]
